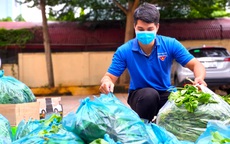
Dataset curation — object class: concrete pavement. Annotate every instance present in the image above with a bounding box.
[37,93,129,117]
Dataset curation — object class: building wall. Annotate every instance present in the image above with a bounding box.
[16,52,113,87]
[181,39,230,49]
[2,39,230,87]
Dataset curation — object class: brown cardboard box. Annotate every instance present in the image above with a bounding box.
[0,102,40,126]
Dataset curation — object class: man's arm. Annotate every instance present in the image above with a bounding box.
[185,58,207,86]
[99,72,119,94]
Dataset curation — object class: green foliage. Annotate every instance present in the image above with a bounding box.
[158,0,230,19]
[0,17,13,22]
[0,28,33,47]
[211,10,230,17]
[221,94,230,105]
[212,131,230,143]
[14,14,26,22]
[16,0,230,21]
[169,84,217,112]
[48,0,127,22]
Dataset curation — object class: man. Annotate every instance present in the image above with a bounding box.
[99,3,207,122]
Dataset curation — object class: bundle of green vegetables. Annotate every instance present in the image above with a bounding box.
[211,131,230,143]
[157,84,230,142]
[13,114,85,144]
[221,94,230,105]
[195,120,230,143]
[0,70,36,104]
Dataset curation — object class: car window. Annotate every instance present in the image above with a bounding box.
[189,48,230,58]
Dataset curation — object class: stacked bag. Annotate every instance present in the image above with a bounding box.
[62,93,191,144]
[0,76,229,143]
[157,84,230,142]
[0,70,36,104]
[0,92,191,144]
[62,93,152,143]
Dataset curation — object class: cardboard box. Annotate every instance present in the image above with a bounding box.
[36,97,63,119]
[0,102,40,126]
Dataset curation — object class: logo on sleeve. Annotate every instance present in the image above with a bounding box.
[158,52,167,61]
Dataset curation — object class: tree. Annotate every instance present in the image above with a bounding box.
[113,0,139,42]
[49,0,143,42]
[16,0,230,86]
[49,0,230,41]
[0,17,13,22]
[15,14,26,21]
[157,0,230,19]
[16,0,55,87]
[40,0,54,87]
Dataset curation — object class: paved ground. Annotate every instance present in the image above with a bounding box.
[37,93,129,117]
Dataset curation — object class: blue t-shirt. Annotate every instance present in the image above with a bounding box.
[108,35,194,91]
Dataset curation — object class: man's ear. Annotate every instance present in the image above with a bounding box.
[156,23,160,32]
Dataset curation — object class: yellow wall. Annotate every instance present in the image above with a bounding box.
[15,52,113,87]
[181,39,230,50]
[1,64,19,79]
[2,39,230,88]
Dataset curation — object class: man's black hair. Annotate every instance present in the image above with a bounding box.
[134,2,160,25]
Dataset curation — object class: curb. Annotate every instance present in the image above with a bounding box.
[31,86,101,96]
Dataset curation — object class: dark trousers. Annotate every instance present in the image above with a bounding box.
[127,87,170,121]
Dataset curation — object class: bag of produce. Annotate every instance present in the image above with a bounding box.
[156,84,230,142]
[145,123,195,144]
[90,134,120,144]
[221,94,230,105]
[63,93,152,144]
[196,120,230,144]
[0,70,36,104]
[14,114,84,144]
[0,114,13,143]
[89,138,109,144]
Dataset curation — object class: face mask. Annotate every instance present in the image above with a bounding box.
[135,31,156,45]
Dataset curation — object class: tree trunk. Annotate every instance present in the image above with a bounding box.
[124,14,133,41]
[118,1,139,85]
[40,0,54,87]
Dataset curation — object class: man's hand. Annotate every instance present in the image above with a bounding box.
[99,80,114,94]
[99,73,118,94]
[185,58,207,87]
[194,77,207,87]
[186,77,207,87]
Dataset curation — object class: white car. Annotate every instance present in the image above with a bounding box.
[172,46,230,94]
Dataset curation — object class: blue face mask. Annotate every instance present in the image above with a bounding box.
[135,31,156,45]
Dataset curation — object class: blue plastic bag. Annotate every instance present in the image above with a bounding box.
[63,93,153,144]
[145,123,160,144]
[196,120,230,144]
[0,114,12,143]
[103,134,121,144]
[14,114,85,144]
[148,123,194,144]
[157,86,230,142]
[0,70,36,104]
